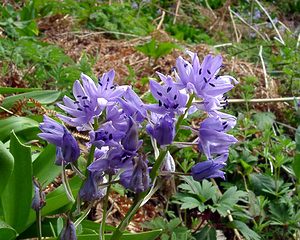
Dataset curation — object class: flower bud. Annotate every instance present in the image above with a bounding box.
[60,219,77,240]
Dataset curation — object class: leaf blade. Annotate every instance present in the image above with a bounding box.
[1,131,33,234]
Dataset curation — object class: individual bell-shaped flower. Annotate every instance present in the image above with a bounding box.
[198,116,237,160]
[118,87,147,123]
[121,117,142,153]
[89,122,125,149]
[79,170,105,202]
[60,218,77,240]
[88,147,132,175]
[146,113,175,146]
[120,155,151,193]
[191,154,228,181]
[146,72,188,115]
[31,178,46,211]
[38,116,80,165]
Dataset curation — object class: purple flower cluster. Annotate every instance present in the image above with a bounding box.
[174,52,238,180]
[38,51,238,207]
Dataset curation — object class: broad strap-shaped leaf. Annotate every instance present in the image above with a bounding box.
[1,131,33,234]
[0,87,42,94]
[0,141,14,197]
[1,90,61,110]
[0,117,39,142]
[0,219,17,240]
[33,144,61,187]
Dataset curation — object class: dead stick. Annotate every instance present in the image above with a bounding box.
[194,97,300,104]
[157,11,165,30]
[173,0,181,24]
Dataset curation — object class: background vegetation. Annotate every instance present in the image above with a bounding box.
[0,0,300,239]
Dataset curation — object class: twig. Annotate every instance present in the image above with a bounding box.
[259,46,269,91]
[214,42,233,48]
[205,0,217,19]
[0,106,18,116]
[254,0,285,45]
[296,33,300,50]
[229,9,267,41]
[173,0,181,24]
[276,121,297,131]
[278,20,291,33]
[194,97,300,104]
[57,30,143,38]
[157,11,165,30]
[228,6,240,42]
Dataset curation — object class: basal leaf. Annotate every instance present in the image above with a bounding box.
[33,144,61,187]
[0,219,17,240]
[0,87,42,94]
[0,117,39,142]
[0,141,14,197]
[1,90,61,110]
[1,131,33,234]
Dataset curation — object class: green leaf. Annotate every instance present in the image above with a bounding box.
[33,144,61,186]
[179,177,217,201]
[180,197,202,210]
[1,90,61,110]
[0,87,42,94]
[292,153,300,180]
[1,132,33,234]
[253,112,275,130]
[194,225,216,240]
[0,116,39,142]
[249,173,275,195]
[0,141,14,197]
[295,126,300,152]
[215,187,247,217]
[42,176,81,216]
[229,221,261,240]
[0,219,17,240]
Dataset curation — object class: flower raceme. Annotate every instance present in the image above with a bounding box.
[37,52,238,239]
[38,52,237,203]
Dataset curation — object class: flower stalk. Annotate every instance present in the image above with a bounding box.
[100,174,112,240]
[111,94,195,240]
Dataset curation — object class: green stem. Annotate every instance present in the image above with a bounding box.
[100,175,112,240]
[86,121,99,175]
[111,193,146,239]
[36,210,42,240]
[111,94,195,240]
[175,94,195,131]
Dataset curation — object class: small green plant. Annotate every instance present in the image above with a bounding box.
[136,38,179,65]
[142,217,194,240]
[0,2,39,39]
